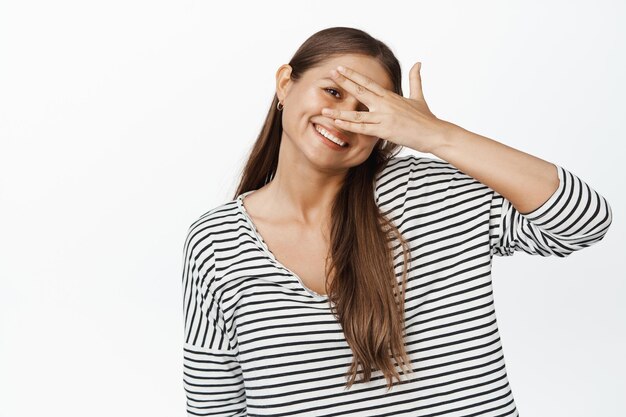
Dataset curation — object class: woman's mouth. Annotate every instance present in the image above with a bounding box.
[312,123,349,150]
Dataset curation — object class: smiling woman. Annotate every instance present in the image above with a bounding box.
[272,52,394,168]
[181,26,612,416]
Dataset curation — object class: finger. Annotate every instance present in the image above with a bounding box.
[335,66,389,97]
[330,68,381,109]
[331,118,379,136]
[322,107,380,124]
[409,61,424,101]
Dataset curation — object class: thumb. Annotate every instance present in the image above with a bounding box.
[409,61,424,101]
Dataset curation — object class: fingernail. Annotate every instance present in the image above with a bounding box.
[322,108,332,115]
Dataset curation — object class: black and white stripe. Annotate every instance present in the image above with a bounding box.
[181,154,612,416]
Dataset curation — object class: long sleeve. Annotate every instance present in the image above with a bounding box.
[489,164,613,257]
[182,224,247,416]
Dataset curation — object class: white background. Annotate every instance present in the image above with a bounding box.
[1,1,625,416]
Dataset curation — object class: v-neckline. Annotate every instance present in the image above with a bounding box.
[236,190,330,300]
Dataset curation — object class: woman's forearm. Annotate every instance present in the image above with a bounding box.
[425,121,560,215]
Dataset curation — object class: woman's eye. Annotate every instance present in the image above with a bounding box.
[324,88,341,98]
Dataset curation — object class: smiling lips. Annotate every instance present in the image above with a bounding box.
[313,122,350,147]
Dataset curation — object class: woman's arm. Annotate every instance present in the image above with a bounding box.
[425,122,560,215]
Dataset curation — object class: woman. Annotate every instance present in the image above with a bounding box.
[181,27,612,416]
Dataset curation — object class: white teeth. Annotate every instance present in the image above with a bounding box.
[315,124,347,147]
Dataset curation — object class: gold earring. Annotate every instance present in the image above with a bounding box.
[277,101,284,111]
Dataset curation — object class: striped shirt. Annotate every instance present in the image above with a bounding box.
[181,154,613,416]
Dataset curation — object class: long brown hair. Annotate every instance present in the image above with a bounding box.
[233,27,414,391]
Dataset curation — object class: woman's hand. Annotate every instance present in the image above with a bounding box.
[322,62,455,154]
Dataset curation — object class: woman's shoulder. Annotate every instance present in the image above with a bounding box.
[375,153,460,190]
[377,153,456,177]
[185,198,242,243]
[373,153,481,211]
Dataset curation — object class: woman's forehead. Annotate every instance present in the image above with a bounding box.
[307,56,393,90]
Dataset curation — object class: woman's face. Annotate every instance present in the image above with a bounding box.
[275,54,394,172]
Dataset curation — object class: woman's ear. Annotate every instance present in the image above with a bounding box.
[275,64,293,103]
